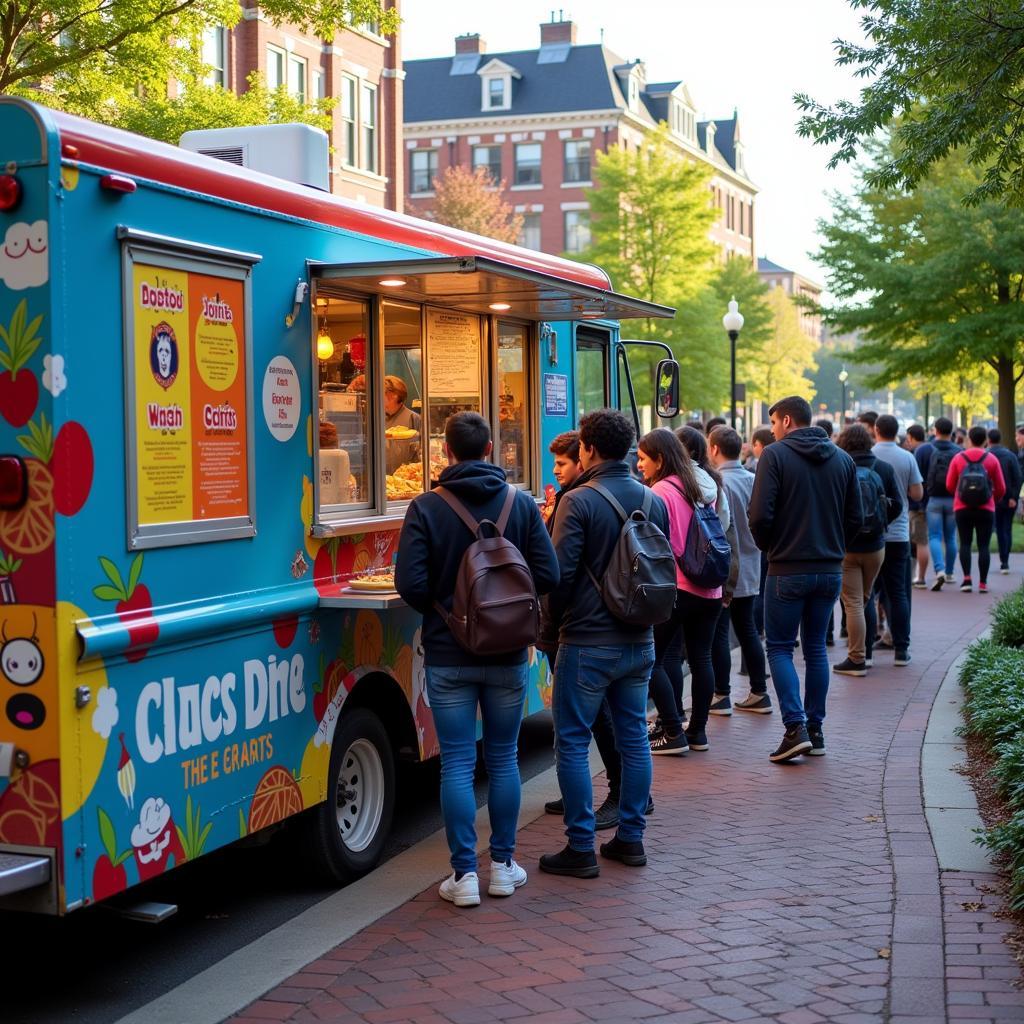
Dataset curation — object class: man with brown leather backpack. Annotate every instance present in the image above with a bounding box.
[396,412,558,908]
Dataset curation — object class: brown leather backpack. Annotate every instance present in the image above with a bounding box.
[432,484,540,656]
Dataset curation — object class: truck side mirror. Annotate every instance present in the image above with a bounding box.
[655,359,680,419]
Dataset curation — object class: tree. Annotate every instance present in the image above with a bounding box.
[1,1,397,122]
[908,362,996,426]
[424,166,522,244]
[816,142,1024,440]
[745,287,818,404]
[794,1,1024,206]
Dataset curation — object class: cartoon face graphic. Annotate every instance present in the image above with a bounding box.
[149,323,178,389]
[2,613,46,731]
[130,796,185,880]
[0,220,48,290]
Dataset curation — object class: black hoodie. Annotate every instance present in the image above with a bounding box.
[748,426,862,575]
[395,461,559,666]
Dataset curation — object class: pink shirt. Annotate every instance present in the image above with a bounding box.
[651,476,722,600]
[946,449,1005,513]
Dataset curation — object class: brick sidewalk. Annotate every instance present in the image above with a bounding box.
[233,572,1024,1024]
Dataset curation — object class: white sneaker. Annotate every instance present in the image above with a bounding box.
[439,871,480,907]
[945,573,956,584]
[488,859,527,897]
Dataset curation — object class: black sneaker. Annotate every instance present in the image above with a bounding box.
[894,650,911,666]
[807,725,826,756]
[646,795,654,815]
[875,637,894,650]
[594,795,620,831]
[960,578,973,593]
[539,845,599,878]
[709,694,733,716]
[684,728,708,751]
[650,730,688,756]
[646,719,664,743]
[544,797,564,815]
[825,632,835,647]
[833,657,867,677]
[599,835,647,867]
[769,724,812,763]
[930,575,945,591]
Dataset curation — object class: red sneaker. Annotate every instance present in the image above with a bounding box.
[979,582,989,594]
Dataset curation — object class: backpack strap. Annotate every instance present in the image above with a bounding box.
[583,480,630,522]
[494,484,517,536]
[433,486,482,537]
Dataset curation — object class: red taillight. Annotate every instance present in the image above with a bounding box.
[0,456,28,510]
[0,174,22,212]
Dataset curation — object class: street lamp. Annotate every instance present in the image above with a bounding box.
[722,297,744,430]
[839,366,849,427]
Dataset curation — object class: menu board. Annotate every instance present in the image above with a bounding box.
[425,308,481,397]
[131,262,250,528]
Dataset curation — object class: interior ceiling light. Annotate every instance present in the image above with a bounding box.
[379,278,407,287]
[489,302,512,311]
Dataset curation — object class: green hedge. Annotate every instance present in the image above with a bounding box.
[960,588,1024,912]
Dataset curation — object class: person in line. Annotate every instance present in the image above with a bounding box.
[749,396,862,761]
[871,414,924,667]
[816,418,835,439]
[904,424,932,588]
[541,409,668,878]
[704,416,727,436]
[985,428,1022,574]
[919,417,961,589]
[396,412,559,907]
[955,427,968,448]
[707,425,772,713]
[635,429,723,756]
[1016,424,1024,511]
[833,425,901,676]
[541,431,628,831]
[748,426,775,636]
[858,410,879,441]
[745,426,774,474]
[946,426,1006,593]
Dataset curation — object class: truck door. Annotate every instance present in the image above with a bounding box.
[574,325,611,421]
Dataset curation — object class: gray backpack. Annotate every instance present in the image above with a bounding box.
[583,482,677,625]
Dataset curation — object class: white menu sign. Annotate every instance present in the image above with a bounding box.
[426,308,481,396]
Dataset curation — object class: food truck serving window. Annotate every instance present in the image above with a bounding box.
[119,229,259,550]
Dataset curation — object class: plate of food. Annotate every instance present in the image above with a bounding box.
[348,571,397,592]
[385,425,419,440]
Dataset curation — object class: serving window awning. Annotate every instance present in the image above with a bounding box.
[310,256,675,322]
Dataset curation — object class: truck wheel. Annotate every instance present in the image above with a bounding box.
[308,708,395,882]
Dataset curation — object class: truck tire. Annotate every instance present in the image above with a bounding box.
[307,708,395,882]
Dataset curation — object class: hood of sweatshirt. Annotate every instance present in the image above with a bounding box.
[693,464,719,503]
[433,460,509,502]
[780,426,837,464]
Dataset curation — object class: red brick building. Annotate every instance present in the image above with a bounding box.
[402,16,756,260]
[203,0,404,210]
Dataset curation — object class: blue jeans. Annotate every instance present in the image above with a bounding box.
[764,573,842,728]
[927,497,958,576]
[425,663,528,874]
[553,642,654,851]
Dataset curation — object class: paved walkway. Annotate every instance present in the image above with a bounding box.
[231,568,1024,1024]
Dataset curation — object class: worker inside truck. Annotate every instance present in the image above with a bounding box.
[382,375,421,474]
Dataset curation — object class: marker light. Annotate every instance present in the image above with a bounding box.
[379,278,406,287]
[100,174,137,194]
[488,302,512,311]
[0,175,22,212]
[0,456,28,510]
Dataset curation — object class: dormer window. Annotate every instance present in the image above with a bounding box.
[487,76,506,109]
[628,75,639,111]
[477,58,520,113]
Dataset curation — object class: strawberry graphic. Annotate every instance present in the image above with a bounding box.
[92,807,131,902]
[50,421,94,517]
[0,299,42,427]
[312,536,358,596]
[272,614,298,649]
[92,553,158,662]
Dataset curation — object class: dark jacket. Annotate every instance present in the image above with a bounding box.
[988,445,1023,506]
[542,459,670,647]
[921,438,962,498]
[396,461,559,667]
[847,451,902,554]
[749,426,862,575]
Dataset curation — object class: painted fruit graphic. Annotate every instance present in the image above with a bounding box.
[0,758,60,847]
[272,615,298,649]
[312,535,358,593]
[0,415,55,556]
[131,796,186,880]
[300,475,324,561]
[248,765,303,833]
[92,807,131,901]
[354,610,383,666]
[50,420,94,516]
[298,735,331,808]
[313,654,350,724]
[92,553,158,662]
[0,299,42,427]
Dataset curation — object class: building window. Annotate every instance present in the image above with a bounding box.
[340,75,356,165]
[514,142,542,186]
[410,149,438,194]
[313,69,325,101]
[266,46,285,90]
[564,210,591,254]
[202,27,227,87]
[361,83,377,173]
[518,213,541,250]
[563,139,590,183]
[628,76,639,110]
[487,77,505,108]
[288,54,307,102]
[472,145,502,184]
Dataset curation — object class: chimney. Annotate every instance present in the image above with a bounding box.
[540,11,577,46]
[455,33,486,54]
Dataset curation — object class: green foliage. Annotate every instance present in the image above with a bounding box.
[982,812,1024,911]
[176,794,213,861]
[2,0,396,124]
[426,166,522,244]
[991,588,1024,649]
[795,2,1024,206]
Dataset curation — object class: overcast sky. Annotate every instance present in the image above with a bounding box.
[401,0,867,290]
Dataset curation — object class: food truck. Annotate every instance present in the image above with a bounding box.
[0,98,677,914]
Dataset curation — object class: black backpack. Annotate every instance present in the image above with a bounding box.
[926,443,958,498]
[432,485,540,656]
[855,463,889,542]
[957,453,993,509]
[583,482,677,626]
[666,480,731,588]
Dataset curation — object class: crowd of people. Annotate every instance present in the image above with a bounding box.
[395,401,1022,908]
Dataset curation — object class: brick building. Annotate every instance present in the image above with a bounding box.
[757,256,824,342]
[402,15,757,260]
[201,0,404,210]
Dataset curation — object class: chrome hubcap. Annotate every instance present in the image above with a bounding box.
[335,737,384,853]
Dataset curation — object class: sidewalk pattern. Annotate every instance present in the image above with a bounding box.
[232,578,1023,1024]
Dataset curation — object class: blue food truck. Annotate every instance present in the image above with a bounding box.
[0,98,677,914]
